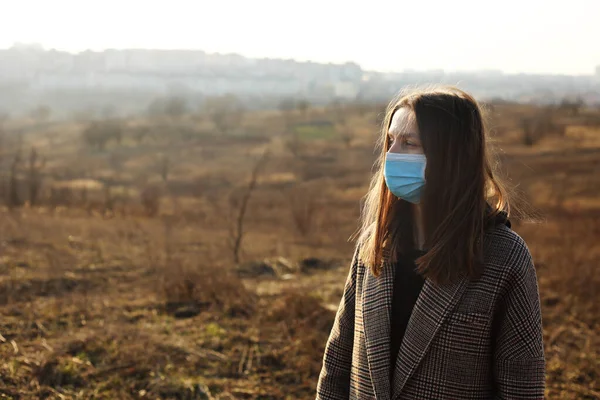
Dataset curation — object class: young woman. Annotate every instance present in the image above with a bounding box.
[316,87,545,400]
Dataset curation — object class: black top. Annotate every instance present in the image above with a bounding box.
[389,249,425,377]
[389,210,511,378]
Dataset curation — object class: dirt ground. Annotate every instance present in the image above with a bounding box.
[0,102,599,399]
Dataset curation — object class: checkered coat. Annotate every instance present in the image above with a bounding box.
[316,224,545,399]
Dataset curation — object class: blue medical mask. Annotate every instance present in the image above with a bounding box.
[384,153,427,204]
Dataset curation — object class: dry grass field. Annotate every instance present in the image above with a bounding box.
[0,100,599,399]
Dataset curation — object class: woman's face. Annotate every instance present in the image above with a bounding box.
[387,108,423,155]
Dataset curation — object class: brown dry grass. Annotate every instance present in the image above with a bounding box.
[0,102,599,399]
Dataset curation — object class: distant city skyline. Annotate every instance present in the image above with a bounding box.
[1,0,599,76]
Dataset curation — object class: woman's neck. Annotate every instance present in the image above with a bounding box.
[413,204,425,250]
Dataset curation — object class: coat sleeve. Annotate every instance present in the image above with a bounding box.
[493,242,546,399]
[316,245,359,400]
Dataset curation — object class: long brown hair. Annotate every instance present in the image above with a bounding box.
[355,85,509,284]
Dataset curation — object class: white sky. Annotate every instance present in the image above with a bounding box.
[1,0,599,75]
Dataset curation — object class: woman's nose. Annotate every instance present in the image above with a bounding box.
[388,140,403,154]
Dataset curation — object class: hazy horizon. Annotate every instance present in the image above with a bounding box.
[1,0,599,76]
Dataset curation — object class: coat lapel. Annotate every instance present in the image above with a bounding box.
[362,258,395,400]
[391,275,469,398]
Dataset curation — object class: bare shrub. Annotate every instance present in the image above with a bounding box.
[329,99,346,125]
[520,112,565,146]
[140,185,161,217]
[161,261,256,317]
[159,154,170,182]
[49,187,75,208]
[82,121,123,150]
[260,291,335,380]
[0,276,95,306]
[285,130,304,158]
[279,98,297,134]
[337,122,354,148]
[132,126,150,144]
[164,97,188,119]
[7,149,22,209]
[205,151,268,264]
[541,215,600,314]
[265,291,333,334]
[287,184,320,237]
[227,150,269,263]
[27,147,45,206]
[521,118,536,146]
[147,96,189,119]
[103,186,114,213]
[278,98,296,113]
[204,95,245,134]
[296,99,310,120]
[35,327,214,398]
[352,101,373,117]
[559,97,584,116]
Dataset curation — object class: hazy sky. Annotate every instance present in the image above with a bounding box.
[1,0,599,75]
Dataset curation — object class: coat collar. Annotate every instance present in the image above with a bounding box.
[362,258,469,399]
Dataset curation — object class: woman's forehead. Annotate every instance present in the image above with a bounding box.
[389,108,418,137]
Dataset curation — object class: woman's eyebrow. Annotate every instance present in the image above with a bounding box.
[389,130,419,139]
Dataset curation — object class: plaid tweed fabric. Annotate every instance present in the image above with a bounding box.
[316,224,545,400]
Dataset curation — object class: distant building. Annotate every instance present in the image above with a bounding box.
[334,81,359,99]
[1,46,599,116]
